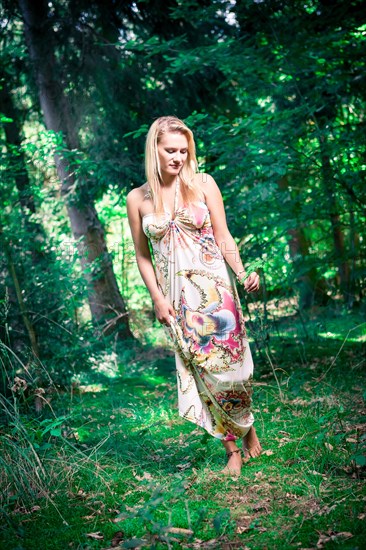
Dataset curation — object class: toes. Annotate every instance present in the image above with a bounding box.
[221,466,241,476]
[242,443,262,461]
[252,444,262,457]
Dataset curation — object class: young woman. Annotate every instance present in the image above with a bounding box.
[127,116,261,475]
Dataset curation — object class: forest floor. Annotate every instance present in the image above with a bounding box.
[1,307,365,549]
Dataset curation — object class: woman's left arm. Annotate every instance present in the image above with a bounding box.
[198,173,259,293]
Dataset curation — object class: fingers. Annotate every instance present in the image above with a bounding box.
[247,278,259,292]
[164,310,175,327]
[244,272,260,293]
[155,303,176,326]
[157,316,171,326]
[157,314,171,326]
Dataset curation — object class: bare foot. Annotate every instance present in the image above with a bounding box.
[242,426,262,462]
[221,441,242,476]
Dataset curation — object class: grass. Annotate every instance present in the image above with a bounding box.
[0,307,365,549]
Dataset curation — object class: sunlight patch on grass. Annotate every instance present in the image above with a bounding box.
[318,331,342,339]
[79,383,106,393]
[89,351,120,378]
[318,334,365,344]
[2,311,365,549]
[319,322,366,343]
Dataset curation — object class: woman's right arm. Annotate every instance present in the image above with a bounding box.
[126,190,175,325]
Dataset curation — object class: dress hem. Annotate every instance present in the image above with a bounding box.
[178,410,253,441]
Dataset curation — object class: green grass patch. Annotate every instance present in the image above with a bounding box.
[1,309,365,549]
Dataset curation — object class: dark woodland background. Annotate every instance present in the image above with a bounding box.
[0,1,365,549]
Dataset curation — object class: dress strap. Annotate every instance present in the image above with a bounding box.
[174,176,180,215]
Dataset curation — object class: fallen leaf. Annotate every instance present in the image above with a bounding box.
[165,527,194,536]
[125,505,136,512]
[316,530,353,548]
[176,462,191,470]
[324,442,334,451]
[236,525,250,534]
[278,437,292,447]
[183,474,198,490]
[86,531,104,540]
[262,449,274,456]
[191,538,219,548]
[134,471,153,481]
[252,501,269,512]
[111,537,147,548]
[110,530,124,547]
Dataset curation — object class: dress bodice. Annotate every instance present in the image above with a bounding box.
[142,201,211,240]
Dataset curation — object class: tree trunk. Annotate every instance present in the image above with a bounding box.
[0,74,47,258]
[18,0,133,338]
[0,79,43,354]
[318,135,351,302]
[278,176,328,308]
[0,81,36,214]
[0,227,40,358]
[349,208,360,306]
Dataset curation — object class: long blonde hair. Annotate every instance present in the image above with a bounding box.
[145,116,203,212]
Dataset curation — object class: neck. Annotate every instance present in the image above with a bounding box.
[160,174,178,187]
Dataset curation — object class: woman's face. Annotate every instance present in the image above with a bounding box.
[157,132,188,180]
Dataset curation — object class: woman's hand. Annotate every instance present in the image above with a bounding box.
[153,295,176,326]
[243,271,260,293]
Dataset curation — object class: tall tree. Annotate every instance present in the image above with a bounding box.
[18,0,133,338]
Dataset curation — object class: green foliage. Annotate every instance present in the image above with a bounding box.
[1,0,365,375]
[0,7,365,548]
[133,0,366,306]
[1,309,365,549]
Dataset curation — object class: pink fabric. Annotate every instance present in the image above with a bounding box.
[223,433,237,442]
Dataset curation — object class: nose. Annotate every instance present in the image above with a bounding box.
[173,152,182,162]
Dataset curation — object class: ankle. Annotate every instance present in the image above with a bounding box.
[226,448,241,459]
[222,440,239,452]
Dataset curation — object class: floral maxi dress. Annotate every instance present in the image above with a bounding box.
[142,180,255,440]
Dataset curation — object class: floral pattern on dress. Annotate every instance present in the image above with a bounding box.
[142,199,254,440]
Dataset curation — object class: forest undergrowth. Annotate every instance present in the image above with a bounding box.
[0,307,365,550]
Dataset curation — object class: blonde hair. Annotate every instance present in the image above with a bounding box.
[145,116,203,212]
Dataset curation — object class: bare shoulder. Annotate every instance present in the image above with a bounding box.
[126,183,149,212]
[127,183,148,202]
[193,172,220,199]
